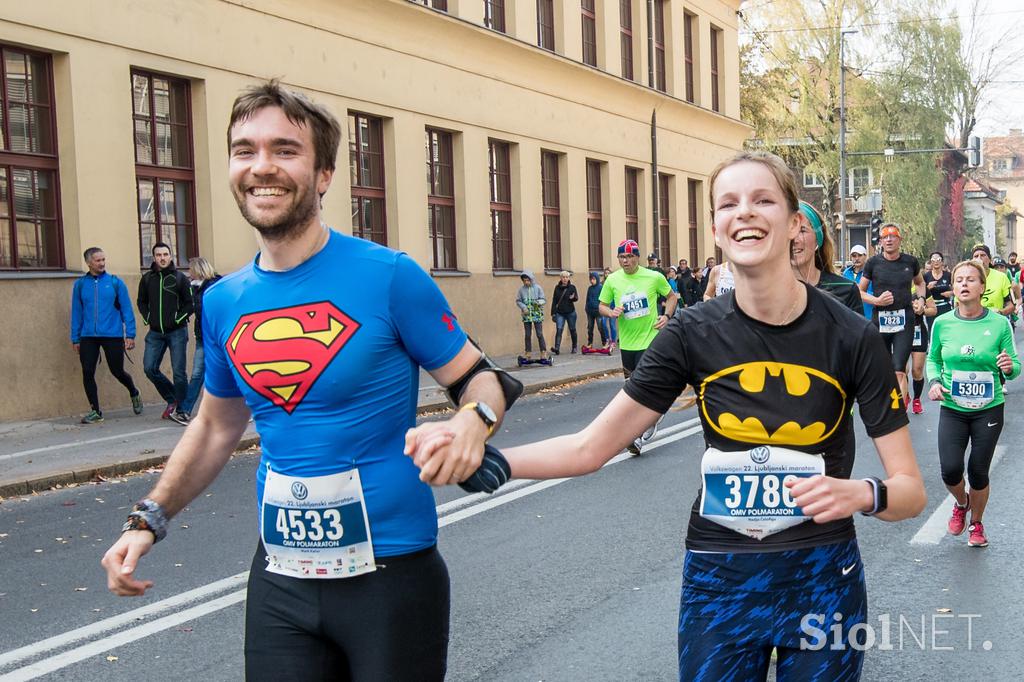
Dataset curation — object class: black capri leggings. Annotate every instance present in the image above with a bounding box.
[879,324,915,373]
[245,542,450,681]
[937,403,1003,490]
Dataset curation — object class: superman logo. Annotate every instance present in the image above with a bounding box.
[226,301,360,414]
[699,362,847,446]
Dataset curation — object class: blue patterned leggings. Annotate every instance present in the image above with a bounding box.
[678,539,866,681]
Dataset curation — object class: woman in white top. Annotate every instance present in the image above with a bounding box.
[703,261,734,300]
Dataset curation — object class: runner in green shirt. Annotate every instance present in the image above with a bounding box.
[599,238,678,454]
[927,259,1020,548]
[971,245,1014,316]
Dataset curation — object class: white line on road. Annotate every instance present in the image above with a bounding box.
[0,428,176,462]
[0,421,704,679]
[910,445,1006,545]
[0,572,249,669]
[0,591,247,682]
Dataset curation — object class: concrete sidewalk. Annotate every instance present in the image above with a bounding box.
[0,351,622,498]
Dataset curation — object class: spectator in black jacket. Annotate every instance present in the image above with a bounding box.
[675,264,702,308]
[551,270,579,354]
[179,257,222,418]
[137,242,193,424]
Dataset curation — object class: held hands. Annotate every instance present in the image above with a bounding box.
[997,350,1014,375]
[785,475,872,524]
[404,410,488,486]
[101,531,155,596]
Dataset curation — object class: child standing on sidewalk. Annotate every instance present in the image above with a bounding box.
[516,270,547,355]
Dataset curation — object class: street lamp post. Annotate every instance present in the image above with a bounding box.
[839,28,857,259]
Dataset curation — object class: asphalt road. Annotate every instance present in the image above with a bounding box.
[1,376,1022,681]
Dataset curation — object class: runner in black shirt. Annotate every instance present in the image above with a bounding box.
[791,201,863,313]
[923,251,953,318]
[411,151,926,682]
[858,224,926,407]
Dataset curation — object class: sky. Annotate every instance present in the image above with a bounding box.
[950,0,1024,137]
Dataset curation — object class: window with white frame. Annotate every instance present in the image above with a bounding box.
[848,167,872,196]
[803,170,822,188]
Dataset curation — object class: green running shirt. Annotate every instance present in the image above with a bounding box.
[599,268,672,351]
[926,309,1021,412]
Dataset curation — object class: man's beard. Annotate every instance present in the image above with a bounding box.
[236,185,319,242]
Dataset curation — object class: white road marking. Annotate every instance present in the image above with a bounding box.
[0,572,249,669]
[910,445,1005,545]
[0,428,176,462]
[0,421,704,678]
[0,591,247,682]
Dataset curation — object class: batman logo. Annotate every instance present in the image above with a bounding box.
[699,362,847,446]
[226,301,360,414]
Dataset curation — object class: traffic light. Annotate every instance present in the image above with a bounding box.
[870,217,883,245]
[968,136,982,168]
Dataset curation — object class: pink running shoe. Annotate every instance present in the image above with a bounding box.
[911,398,923,415]
[968,522,988,547]
[948,499,969,536]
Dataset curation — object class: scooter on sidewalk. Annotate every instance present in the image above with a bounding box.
[580,345,611,355]
[517,351,553,367]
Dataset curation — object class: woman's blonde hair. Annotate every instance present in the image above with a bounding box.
[708,151,800,219]
[189,256,216,281]
[951,260,986,286]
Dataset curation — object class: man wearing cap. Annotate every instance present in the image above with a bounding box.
[646,253,666,277]
[858,223,926,407]
[972,245,1014,317]
[600,239,678,454]
[842,244,873,318]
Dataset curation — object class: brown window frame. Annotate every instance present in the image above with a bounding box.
[349,112,387,246]
[625,167,639,244]
[658,174,671,266]
[537,0,556,51]
[426,128,457,271]
[684,12,695,103]
[484,0,506,32]
[131,69,196,269]
[653,0,666,92]
[619,0,634,81]
[541,151,561,271]
[0,45,64,270]
[489,139,513,271]
[586,160,603,270]
[411,0,448,10]
[687,179,699,268]
[710,27,721,112]
[582,1,598,67]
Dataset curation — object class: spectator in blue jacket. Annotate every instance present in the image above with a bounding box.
[584,271,607,348]
[70,247,143,424]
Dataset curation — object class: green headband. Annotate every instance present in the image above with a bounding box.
[798,201,824,249]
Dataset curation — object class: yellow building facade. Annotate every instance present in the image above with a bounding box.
[0,0,747,420]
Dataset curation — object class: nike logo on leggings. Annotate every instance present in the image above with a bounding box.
[988,422,999,427]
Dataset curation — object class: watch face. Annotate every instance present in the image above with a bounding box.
[476,401,497,424]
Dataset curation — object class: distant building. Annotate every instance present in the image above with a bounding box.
[976,130,1024,255]
[0,0,748,419]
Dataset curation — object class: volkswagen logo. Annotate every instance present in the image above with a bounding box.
[749,446,770,464]
[291,482,309,500]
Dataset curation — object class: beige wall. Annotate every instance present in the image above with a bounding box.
[0,0,747,420]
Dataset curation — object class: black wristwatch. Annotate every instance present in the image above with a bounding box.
[460,401,497,436]
[860,477,888,516]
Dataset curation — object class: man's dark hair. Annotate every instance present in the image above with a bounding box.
[83,247,103,262]
[227,79,341,172]
[152,242,172,256]
[1011,252,1018,258]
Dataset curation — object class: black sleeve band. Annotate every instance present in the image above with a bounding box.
[445,343,524,411]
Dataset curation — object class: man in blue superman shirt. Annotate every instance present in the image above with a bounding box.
[102,81,521,681]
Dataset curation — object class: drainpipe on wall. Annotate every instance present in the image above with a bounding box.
[647,1,659,256]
